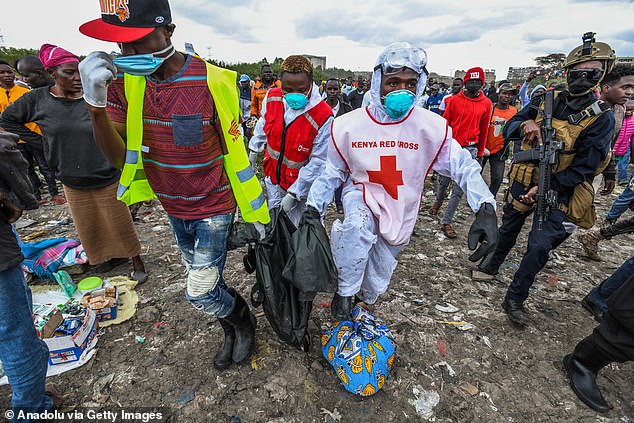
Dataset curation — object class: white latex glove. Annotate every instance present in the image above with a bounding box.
[248,150,258,170]
[483,148,491,157]
[78,52,117,108]
[280,193,298,213]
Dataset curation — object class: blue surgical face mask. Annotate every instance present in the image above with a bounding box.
[284,92,309,110]
[382,89,416,119]
[113,45,176,76]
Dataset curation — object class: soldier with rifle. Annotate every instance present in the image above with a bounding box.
[476,33,617,327]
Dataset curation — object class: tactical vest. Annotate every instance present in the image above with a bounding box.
[118,59,270,224]
[508,93,611,228]
[262,87,333,191]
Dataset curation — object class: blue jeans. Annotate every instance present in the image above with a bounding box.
[168,213,236,318]
[588,257,634,313]
[606,176,634,221]
[481,150,507,198]
[617,146,630,184]
[0,265,52,422]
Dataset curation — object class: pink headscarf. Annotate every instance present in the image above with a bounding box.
[39,43,79,69]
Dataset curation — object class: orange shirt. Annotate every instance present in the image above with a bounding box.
[0,84,43,143]
[486,105,517,154]
[250,80,281,118]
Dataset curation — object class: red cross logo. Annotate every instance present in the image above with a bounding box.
[367,155,404,200]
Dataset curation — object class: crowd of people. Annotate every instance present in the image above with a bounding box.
[0,0,633,418]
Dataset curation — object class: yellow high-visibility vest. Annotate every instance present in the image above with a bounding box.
[117,60,270,224]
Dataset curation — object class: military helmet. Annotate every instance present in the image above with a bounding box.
[563,33,616,72]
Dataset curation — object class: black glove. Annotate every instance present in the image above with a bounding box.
[467,203,498,262]
[302,205,321,223]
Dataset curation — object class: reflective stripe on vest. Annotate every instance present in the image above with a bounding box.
[203,61,269,223]
[118,58,270,224]
[265,144,308,169]
[117,73,157,206]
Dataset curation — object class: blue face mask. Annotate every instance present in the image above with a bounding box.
[284,92,309,110]
[113,45,176,76]
[382,89,416,119]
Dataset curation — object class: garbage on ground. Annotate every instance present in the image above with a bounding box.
[322,306,396,396]
[461,382,479,396]
[53,270,76,298]
[320,407,341,422]
[479,391,499,412]
[80,287,119,322]
[135,335,145,343]
[437,337,447,357]
[433,361,457,382]
[434,302,460,313]
[409,385,440,420]
[41,307,98,365]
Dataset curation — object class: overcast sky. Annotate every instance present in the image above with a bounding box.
[2,0,633,79]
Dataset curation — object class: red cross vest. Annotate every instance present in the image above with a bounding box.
[262,88,333,190]
[333,107,449,245]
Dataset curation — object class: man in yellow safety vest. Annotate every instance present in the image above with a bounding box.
[78,0,269,369]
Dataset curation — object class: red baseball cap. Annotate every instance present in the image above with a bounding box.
[464,67,485,85]
[79,0,172,43]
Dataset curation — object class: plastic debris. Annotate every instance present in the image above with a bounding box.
[135,335,145,343]
[461,382,479,396]
[433,361,457,382]
[471,270,495,281]
[176,386,196,403]
[320,407,342,422]
[229,417,241,423]
[479,391,499,412]
[409,385,440,420]
[482,336,492,349]
[435,302,459,313]
[437,337,447,357]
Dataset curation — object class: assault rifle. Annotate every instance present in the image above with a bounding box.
[513,90,563,229]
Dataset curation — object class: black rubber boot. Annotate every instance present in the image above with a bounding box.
[331,293,354,320]
[213,318,235,369]
[501,296,529,327]
[224,292,257,364]
[214,288,236,369]
[563,336,611,413]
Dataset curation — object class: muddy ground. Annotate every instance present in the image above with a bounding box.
[1,176,633,423]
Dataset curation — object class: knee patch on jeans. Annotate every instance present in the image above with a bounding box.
[186,266,219,297]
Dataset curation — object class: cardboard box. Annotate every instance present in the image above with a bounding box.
[42,308,98,365]
[81,287,119,322]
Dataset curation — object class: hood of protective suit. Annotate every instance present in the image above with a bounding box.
[368,42,428,123]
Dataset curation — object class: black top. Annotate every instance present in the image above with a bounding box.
[347,90,365,110]
[0,132,37,272]
[503,90,614,205]
[0,87,120,189]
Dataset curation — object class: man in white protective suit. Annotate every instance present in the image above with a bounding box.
[305,42,499,319]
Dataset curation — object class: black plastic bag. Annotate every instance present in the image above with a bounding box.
[283,207,338,298]
[251,208,312,351]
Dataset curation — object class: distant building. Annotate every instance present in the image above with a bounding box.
[454,69,496,83]
[507,66,541,81]
[616,57,634,68]
[428,72,453,85]
[303,54,326,71]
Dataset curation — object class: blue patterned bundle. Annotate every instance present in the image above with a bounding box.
[322,306,396,396]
